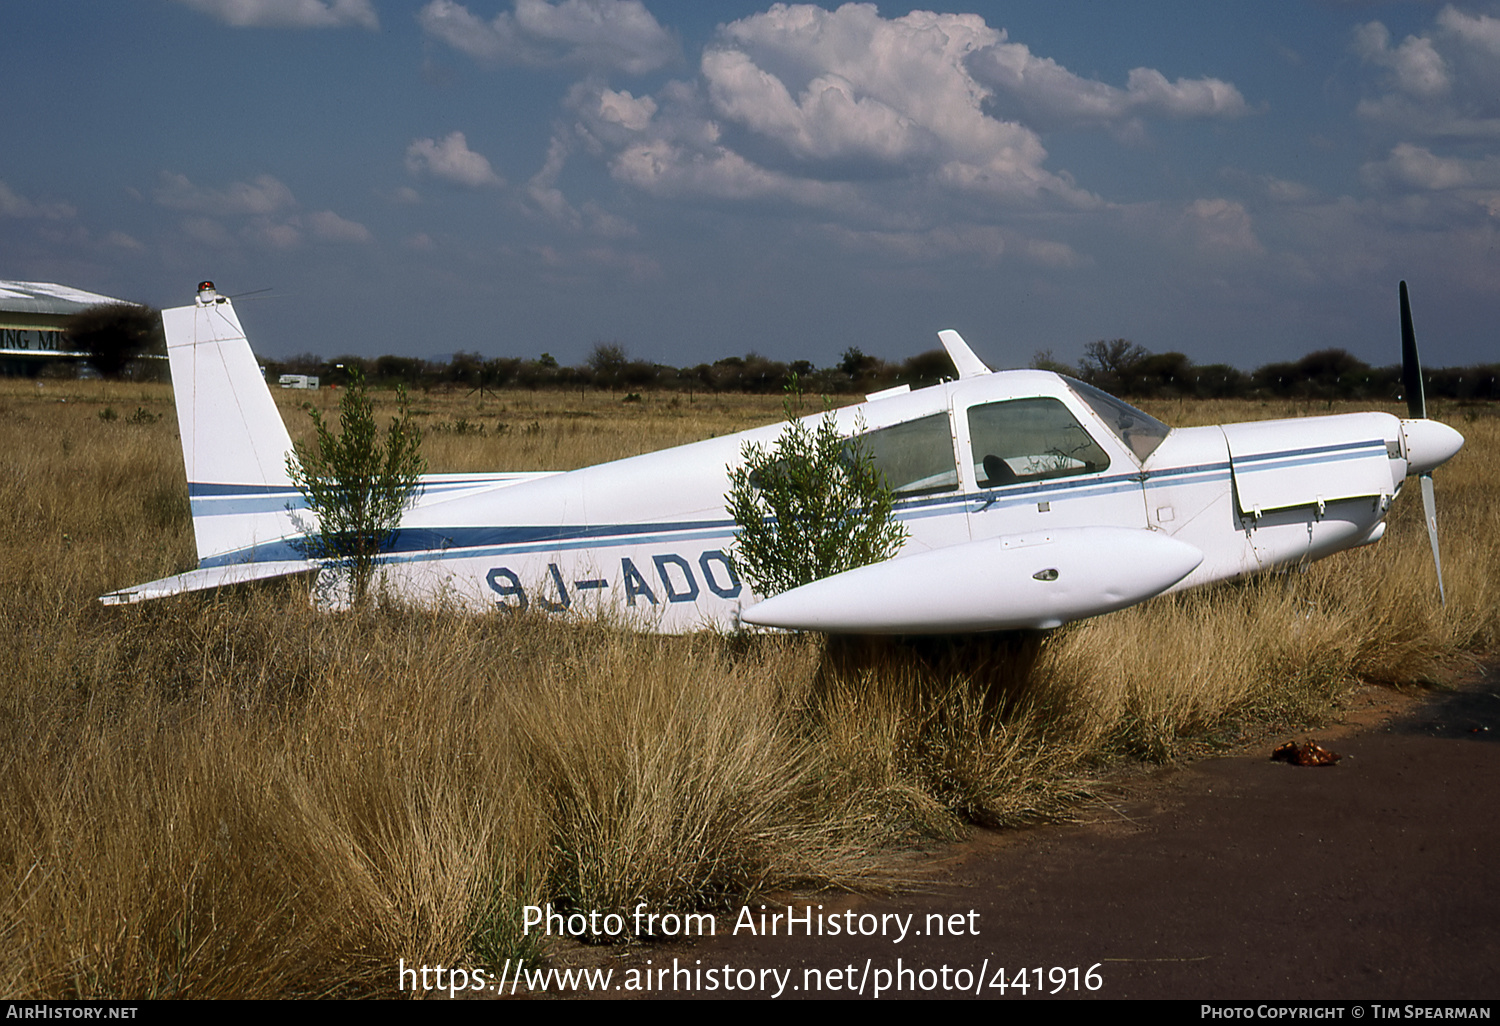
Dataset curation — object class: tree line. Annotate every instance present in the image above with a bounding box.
[269,338,1500,403]
[1044,338,1500,402]
[46,303,1500,402]
[261,343,957,397]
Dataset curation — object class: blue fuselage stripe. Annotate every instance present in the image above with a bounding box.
[190,437,1380,568]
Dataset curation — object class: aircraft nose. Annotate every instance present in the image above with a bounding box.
[1401,418,1464,476]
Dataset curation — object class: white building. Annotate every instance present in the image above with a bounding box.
[0,280,130,375]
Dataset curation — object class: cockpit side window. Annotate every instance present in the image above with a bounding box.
[852,412,959,496]
[1064,377,1170,463]
[967,398,1110,488]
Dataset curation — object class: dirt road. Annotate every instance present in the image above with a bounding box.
[619,674,1500,999]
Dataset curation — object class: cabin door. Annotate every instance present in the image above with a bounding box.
[959,396,1150,541]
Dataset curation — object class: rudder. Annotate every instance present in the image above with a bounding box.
[164,283,304,567]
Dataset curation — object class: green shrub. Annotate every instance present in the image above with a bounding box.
[287,371,425,607]
[726,406,905,598]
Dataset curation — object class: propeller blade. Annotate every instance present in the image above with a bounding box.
[1399,281,1425,421]
[1419,472,1446,607]
[1400,283,1447,604]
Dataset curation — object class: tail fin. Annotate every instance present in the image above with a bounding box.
[164,284,304,567]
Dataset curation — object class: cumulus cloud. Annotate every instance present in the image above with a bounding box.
[0,180,75,220]
[596,87,657,132]
[610,137,857,208]
[1184,198,1263,256]
[580,5,1108,213]
[521,129,640,237]
[585,3,1246,217]
[418,0,677,74]
[1219,167,1317,205]
[103,231,145,252]
[1354,8,1500,135]
[405,132,505,188]
[550,4,1259,273]
[824,223,1085,269]
[1438,6,1500,56]
[244,219,303,250]
[155,172,369,250]
[707,7,1038,177]
[1366,143,1475,191]
[173,0,377,30]
[969,39,1249,130]
[154,172,297,215]
[1360,142,1500,227]
[1349,6,1500,237]
[180,216,237,249]
[701,48,936,165]
[1353,21,1450,99]
[308,209,374,243]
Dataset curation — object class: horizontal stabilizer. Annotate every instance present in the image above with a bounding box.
[99,560,317,606]
[740,526,1203,633]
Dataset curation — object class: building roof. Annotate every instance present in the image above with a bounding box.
[0,280,128,318]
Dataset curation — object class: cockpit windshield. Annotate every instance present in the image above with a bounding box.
[1064,377,1171,463]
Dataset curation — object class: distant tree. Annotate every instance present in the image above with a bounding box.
[1252,349,1375,399]
[901,348,957,386]
[739,352,789,393]
[840,346,877,378]
[1191,364,1249,398]
[1132,351,1193,395]
[622,359,662,389]
[1080,338,1149,380]
[1029,349,1077,375]
[327,356,369,386]
[517,353,561,389]
[374,354,425,386]
[483,356,521,388]
[707,356,747,391]
[1293,349,1370,384]
[588,342,629,389]
[446,350,486,386]
[64,303,163,380]
[281,352,324,375]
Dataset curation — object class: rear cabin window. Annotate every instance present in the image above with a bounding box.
[854,412,959,496]
[967,398,1111,487]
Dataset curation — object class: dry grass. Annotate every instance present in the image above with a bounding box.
[1,380,1496,997]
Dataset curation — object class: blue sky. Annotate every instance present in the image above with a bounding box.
[3,1,1498,370]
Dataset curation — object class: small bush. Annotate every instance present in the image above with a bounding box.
[726,408,905,597]
[286,372,425,607]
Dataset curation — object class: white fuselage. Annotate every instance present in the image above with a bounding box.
[325,373,1410,631]
[113,291,1458,631]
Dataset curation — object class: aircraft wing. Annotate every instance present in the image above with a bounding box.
[739,526,1203,633]
[99,560,318,606]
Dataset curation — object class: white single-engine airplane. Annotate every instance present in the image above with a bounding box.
[103,282,1463,633]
